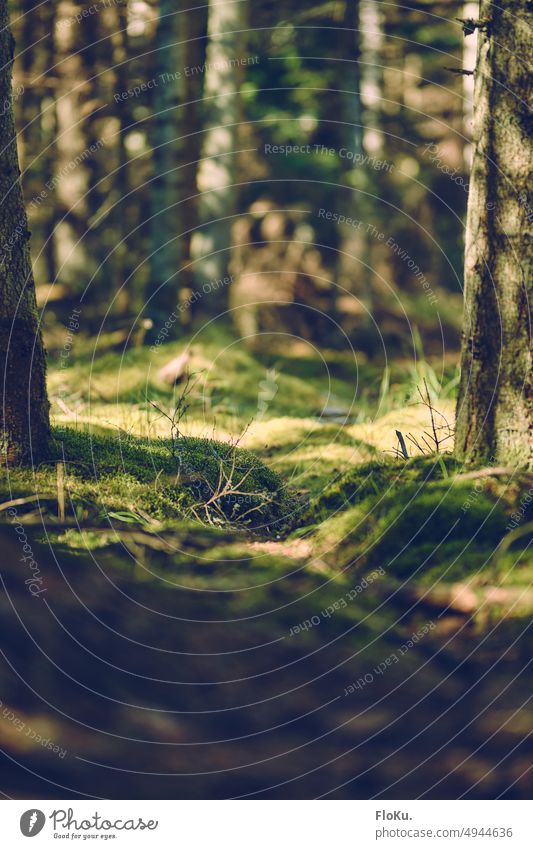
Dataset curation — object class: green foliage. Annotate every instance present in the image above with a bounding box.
[313,459,532,588]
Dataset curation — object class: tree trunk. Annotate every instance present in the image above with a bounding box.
[190,0,245,309]
[110,0,134,317]
[455,0,532,467]
[332,0,369,304]
[145,0,208,333]
[0,0,50,464]
[175,0,208,305]
[17,0,58,284]
[54,0,94,294]
[146,0,184,329]
[79,2,118,314]
[39,0,58,285]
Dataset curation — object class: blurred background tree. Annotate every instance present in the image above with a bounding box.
[9,0,469,355]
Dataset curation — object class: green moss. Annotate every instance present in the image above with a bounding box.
[0,427,296,532]
[307,454,462,522]
[48,322,461,429]
[325,467,531,586]
[366,481,507,578]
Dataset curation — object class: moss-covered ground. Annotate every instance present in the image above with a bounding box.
[0,327,532,798]
[2,325,531,612]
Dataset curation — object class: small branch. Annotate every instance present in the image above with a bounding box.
[444,67,474,76]
[422,379,439,451]
[454,467,525,482]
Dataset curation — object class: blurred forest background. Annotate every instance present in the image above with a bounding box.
[12,0,470,355]
[1,0,531,802]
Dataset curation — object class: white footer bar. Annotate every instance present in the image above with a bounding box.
[1,800,530,847]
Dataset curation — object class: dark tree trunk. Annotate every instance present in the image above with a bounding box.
[111,0,135,316]
[18,0,58,284]
[146,0,183,329]
[175,0,208,303]
[39,0,58,285]
[79,2,112,301]
[455,0,532,467]
[0,0,50,464]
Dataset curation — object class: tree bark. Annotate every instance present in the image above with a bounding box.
[39,0,58,286]
[190,0,245,309]
[54,0,94,293]
[331,0,368,304]
[110,0,134,316]
[0,0,50,464]
[455,0,532,467]
[145,0,208,332]
[175,0,207,303]
[16,0,58,284]
[146,0,184,329]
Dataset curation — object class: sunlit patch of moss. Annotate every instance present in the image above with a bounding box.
[313,502,369,556]
[245,417,379,496]
[48,322,459,437]
[346,402,456,454]
[273,444,376,496]
[364,480,507,581]
[7,323,531,641]
[48,323,328,419]
[48,325,462,532]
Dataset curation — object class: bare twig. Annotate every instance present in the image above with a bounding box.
[57,462,65,521]
[454,467,525,482]
[187,443,273,527]
[146,370,202,456]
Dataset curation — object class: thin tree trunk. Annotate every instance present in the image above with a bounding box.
[190,0,244,308]
[333,0,369,308]
[39,0,58,284]
[54,0,93,294]
[0,0,50,464]
[79,3,113,306]
[111,0,134,317]
[455,0,532,467]
[17,0,57,284]
[175,0,207,303]
[146,0,183,328]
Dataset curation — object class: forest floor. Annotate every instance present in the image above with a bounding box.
[0,327,531,798]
